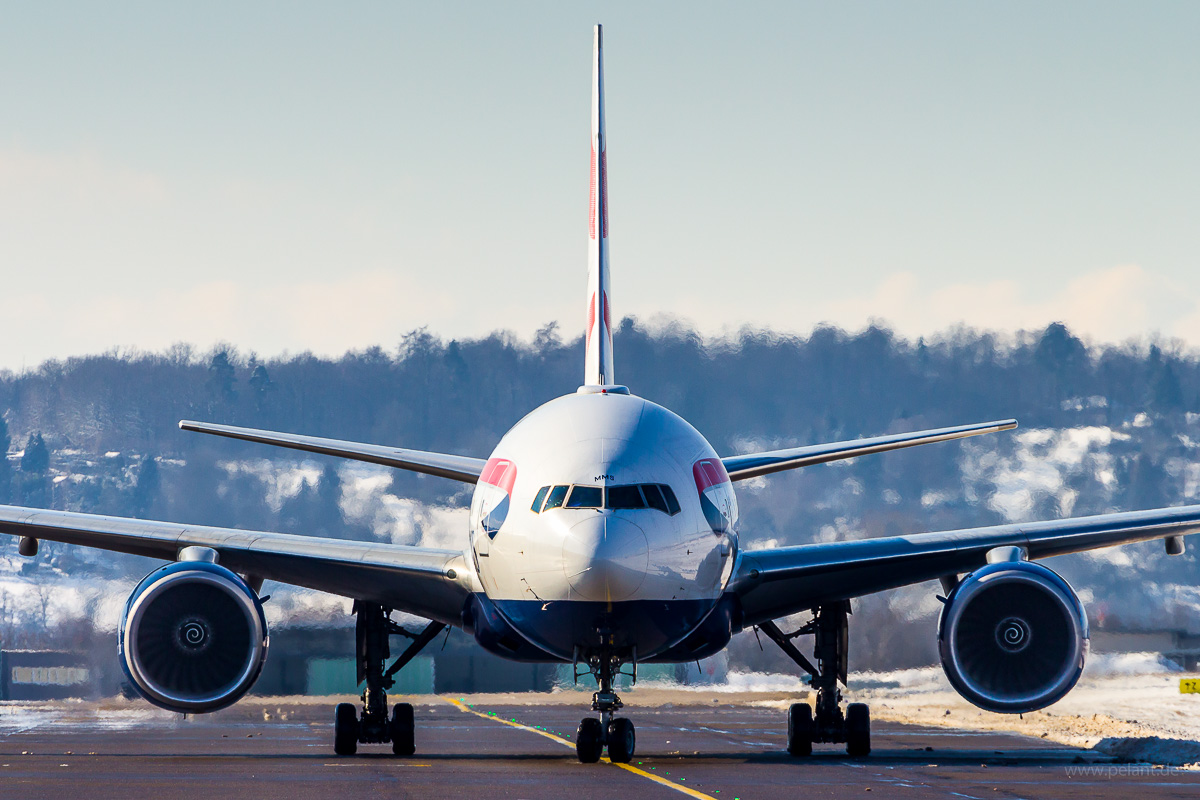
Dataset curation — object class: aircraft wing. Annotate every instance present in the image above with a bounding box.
[721,419,1017,481]
[730,504,1200,627]
[0,505,476,627]
[179,420,486,483]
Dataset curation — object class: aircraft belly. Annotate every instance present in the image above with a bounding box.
[490,596,718,661]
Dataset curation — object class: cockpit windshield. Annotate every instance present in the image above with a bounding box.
[530,483,680,515]
[605,485,644,509]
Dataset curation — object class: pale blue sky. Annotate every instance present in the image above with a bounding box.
[2,2,1199,368]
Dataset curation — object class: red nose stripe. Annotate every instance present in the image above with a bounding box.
[692,458,730,492]
[480,458,517,494]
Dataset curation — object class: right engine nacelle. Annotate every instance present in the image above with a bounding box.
[119,561,268,713]
[938,561,1088,714]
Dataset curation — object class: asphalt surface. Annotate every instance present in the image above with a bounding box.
[0,697,1198,799]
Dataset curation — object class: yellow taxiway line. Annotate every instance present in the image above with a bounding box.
[442,697,717,800]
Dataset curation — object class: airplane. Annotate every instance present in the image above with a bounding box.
[2,23,1200,764]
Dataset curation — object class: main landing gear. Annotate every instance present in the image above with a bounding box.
[333,601,445,756]
[760,601,871,757]
[574,651,636,764]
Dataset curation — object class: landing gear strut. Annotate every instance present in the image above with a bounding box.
[575,650,636,763]
[761,601,870,757]
[333,601,445,756]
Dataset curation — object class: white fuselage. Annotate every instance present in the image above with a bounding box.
[464,387,739,661]
[458,29,742,665]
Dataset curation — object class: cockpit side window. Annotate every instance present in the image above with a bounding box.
[531,486,549,513]
[659,484,682,515]
[606,484,645,509]
[566,485,603,508]
[641,483,669,513]
[543,485,569,510]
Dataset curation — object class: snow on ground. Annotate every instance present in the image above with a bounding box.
[0,701,167,733]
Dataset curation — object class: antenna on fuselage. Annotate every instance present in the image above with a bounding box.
[584,23,615,389]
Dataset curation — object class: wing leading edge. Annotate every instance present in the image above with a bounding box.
[179,420,486,483]
[730,504,1200,627]
[0,505,477,627]
[721,419,1017,481]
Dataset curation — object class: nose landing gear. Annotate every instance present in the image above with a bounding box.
[761,601,871,757]
[575,650,637,763]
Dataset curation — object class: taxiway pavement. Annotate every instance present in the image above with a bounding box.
[0,697,1196,799]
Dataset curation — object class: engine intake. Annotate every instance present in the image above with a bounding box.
[938,561,1087,713]
[120,561,268,713]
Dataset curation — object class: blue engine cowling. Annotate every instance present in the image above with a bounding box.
[938,561,1088,714]
[119,561,269,713]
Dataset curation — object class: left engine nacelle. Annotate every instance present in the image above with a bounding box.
[120,561,268,713]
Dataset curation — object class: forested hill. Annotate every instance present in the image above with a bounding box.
[1,319,1195,468]
[2,319,1200,669]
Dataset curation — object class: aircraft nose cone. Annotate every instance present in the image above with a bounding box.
[563,515,648,602]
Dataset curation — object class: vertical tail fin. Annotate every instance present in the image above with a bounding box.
[584,23,614,387]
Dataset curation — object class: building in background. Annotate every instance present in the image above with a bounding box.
[0,650,95,700]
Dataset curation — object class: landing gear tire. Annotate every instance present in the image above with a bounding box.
[334,703,359,756]
[787,703,813,757]
[390,703,415,756]
[607,718,636,763]
[576,717,604,763]
[845,703,870,757]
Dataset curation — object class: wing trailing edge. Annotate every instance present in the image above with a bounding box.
[721,419,1018,481]
[179,420,486,483]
